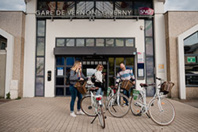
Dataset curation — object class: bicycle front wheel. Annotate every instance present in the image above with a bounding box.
[98,105,105,129]
[149,98,175,126]
[107,93,130,118]
[80,95,96,117]
[130,93,143,116]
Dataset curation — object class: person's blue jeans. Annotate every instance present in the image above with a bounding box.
[123,88,132,105]
[96,88,104,96]
[69,85,82,112]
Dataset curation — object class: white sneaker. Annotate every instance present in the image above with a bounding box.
[70,112,76,117]
[76,110,85,115]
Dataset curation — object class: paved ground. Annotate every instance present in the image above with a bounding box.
[0,97,198,132]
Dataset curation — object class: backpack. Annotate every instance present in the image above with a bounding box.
[91,74,96,83]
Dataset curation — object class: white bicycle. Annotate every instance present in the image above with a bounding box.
[80,85,105,129]
[130,77,175,126]
[106,81,130,118]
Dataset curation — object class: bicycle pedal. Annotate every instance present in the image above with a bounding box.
[151,103,154,106]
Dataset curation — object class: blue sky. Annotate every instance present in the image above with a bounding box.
[0,0,198,12]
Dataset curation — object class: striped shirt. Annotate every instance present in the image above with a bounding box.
[116,68,135,84]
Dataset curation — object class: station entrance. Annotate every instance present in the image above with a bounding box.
[55,55,135,96]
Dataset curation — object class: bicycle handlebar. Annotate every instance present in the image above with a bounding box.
[156,77,162,80]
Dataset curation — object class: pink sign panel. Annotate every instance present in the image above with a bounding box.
[139,7,154,15]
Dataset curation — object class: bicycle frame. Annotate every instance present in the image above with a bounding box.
[90,91,103,114]
[134,79,164,114]
[108,82,122,106]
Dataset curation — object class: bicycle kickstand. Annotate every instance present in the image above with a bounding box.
[91,114,98,124]
[146,113,151,118]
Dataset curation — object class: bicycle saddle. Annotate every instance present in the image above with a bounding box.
[89,87,99,91]
[140,83,148,87]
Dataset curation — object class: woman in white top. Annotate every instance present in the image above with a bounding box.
[95,64,104,95]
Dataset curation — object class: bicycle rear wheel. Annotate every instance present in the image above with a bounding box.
[107,93,130,118]
[149,98,175,126]
[80,95,96,117]
[130,93,143,116]
[98,105,105,129]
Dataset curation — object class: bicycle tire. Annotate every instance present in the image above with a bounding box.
[149,98,175,126]
[80,95,97,117]
[107,93,130,118]
[130,93,143,116]
[98,105,105,129]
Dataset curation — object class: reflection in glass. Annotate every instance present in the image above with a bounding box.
[36,77,44,96]
[186,75,198,85]
[37,21,45,36]
[109,58,114,75]
[184,32,198,54]
[126,39,134,47]
[56,87,64,96]
[86,39,94,46]
[37,38,44,56]
[126,57,134,66]
[96,1,113,16]
[56,78,64,85]
[66,67,71,85]
[66,39,75,46]
[115,39,124,47]
[184,32,198,86]
[109,77,114,86]
[66,87,71,95]
[185,56,198,75]
[106,39,114,47]
[115,1,133,13]
[77,1,94,13]
[116,57,124,65]
[56,57,64,65]
[57,39,65,47]
[38,2,48,10]
[146,38,153,56]
[76,39,85,46]
[134,1,152,15]
[96,39,104,46]
[146,77,155,96]
[66,57,75,65]
[146,57,154,77]
[36,58,44,76]
[145,21,153,37]
[47,2,56,12]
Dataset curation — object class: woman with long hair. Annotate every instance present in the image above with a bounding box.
[95,64,104,95]
[69,61,87,117]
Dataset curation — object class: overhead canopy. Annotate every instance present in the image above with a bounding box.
[54,47,136,56]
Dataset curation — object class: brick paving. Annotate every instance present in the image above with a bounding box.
[0,97,198,132]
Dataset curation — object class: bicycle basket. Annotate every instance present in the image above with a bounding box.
[75,81,87,94]
[160,81,174,95]
[121,80,133,91]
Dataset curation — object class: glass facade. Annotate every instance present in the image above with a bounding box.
[37,0,153,18]
[145,20,155,96]
[56,38,135,47]
[35,20,46,96]
[184,32,198,86]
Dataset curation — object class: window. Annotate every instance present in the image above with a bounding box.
[35,20,46,97]
[86,39,94,46]
[56,38,135,47]
[184,31,198,86]
[0,35,7,50]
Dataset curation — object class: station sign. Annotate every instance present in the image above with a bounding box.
[139,7,154,15]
